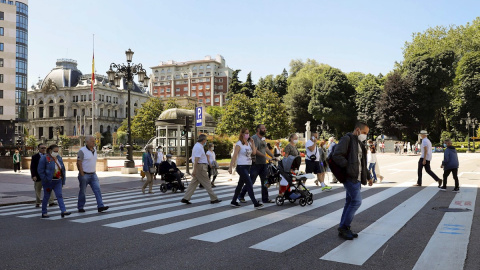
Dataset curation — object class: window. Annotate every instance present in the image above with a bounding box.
[0,43,3,51]
[0,27,3,36]
[199,85,203,90]
[160,89,164,93]
[166,94,170,97]
[206,72,211,76]
[199,99,203,103]
[219,78,224,83]
[39,107,44,118]
[49,106,54,117]
[199,73,204,77]
[183,74,188,79]
[0,58,3,67]
[200,65,204,69]
[192,73,197,77]
[175,75,180,79]
[0,106,3,114]
[199,92,203,96]
[0,90,3,98]
[115,110,117,118]
[206,98,210,103]
[59,105,64,117]
[0,74,3,83]
[167,75,171,80]
[192,66,197,70]
[153,89,158,93]
[192,93,196,97]
[219,85,223,90]
[0,12,3,20]
[73,109,76,117]
[100,108,103,117]
[160,76,165,80]
[183,87,188,91]
[176,88,180,92]
[206,91,210,95]
[192,86,196,90]
[176,94,180,97]
[166,88,170,92]
[206,65,211,69]
[215,98,219,102]
[206,85,210,89]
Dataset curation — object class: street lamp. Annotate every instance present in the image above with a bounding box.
[106,49,150,169]
[460,112,478,152]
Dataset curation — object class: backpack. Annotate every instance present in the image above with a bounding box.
[327,134,353,183]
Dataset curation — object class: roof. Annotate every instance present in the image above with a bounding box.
[156,108,215,126]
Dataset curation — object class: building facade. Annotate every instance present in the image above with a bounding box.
[149,55,233,107]
[0,0,28,145]
[27,59,150,143]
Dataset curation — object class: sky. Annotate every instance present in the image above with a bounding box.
[28,0,480,88]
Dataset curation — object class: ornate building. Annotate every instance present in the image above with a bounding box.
[27,59,150,142]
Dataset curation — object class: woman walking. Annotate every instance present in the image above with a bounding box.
[37,145,70,218]
[284,134,300,158]
[367,140,378,183]
[142,145,155,194]
[206,143,218,188]
[228,128,263,209]
[13,149,21,173]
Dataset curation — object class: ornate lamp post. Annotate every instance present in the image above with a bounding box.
[460,112,478,152]
[106,49,150,169]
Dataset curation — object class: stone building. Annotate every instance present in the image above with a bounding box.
[26,59,150,143]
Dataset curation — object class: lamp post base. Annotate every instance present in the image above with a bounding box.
[121,167,138,174]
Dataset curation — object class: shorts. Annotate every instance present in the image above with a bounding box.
[306,159,324,174]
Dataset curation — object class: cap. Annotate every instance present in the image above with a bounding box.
[419,130,429,135]
[166,154,172,158]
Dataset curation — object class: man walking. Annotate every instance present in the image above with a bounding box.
[181,134,221,205]
[440,139,460,192]
[30,143,55,208]
[415,130,442,187]
[77,135,109,213]
[238,124,274,203]
[332,122,372,240]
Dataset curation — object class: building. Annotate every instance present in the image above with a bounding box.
[27,59,150,143]
[149,55,233,107]
[0,0,28,146]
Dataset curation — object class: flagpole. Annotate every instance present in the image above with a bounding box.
[92,34,95,135]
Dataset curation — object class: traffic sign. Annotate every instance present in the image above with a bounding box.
[195,106,205,127]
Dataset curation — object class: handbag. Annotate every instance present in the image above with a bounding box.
[309,145,318,161]
[149,167,156,174]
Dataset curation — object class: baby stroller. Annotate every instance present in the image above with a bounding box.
[276,155,314,207]
[265,161,281,188]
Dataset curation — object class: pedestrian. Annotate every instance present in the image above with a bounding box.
[13,149,21,173]
[142,145,156,194]
[318,139,328,185]
[415,130,442,187]
[228,128,263,209]
[238,124,275,204]
[440,139,460,192]
[119,143,124,152]
[30,143,55,208]
[327,137,338,183]
[367,140,377,183]
[159,153,185,191]
[380,142,385,153]
[274,140,282,157]
[283,134,300,158]
[155,146,164,176]
[404,141,408,154]
[37,144,70,218]
[206,143,218,188]
[181,134,221,205]
[306,132,332,191]
[332,121,373,240]
[77,135,109,213]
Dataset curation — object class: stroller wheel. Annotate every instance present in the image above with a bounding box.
[275,196,284,206]
[289,199,296,203]
[171,186,177,193]
[299,198,307,207]
[159,184,167,193]
[306,196,313,205]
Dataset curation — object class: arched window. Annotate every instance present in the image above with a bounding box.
[59,99,64,117]
[100,125,104,133]
[107,126,111,133]
[48,100,54,117]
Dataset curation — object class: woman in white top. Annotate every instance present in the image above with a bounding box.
[155,146,164,176]
[367,140,378,183]
[228,128,263,209]
[206,143,218,187]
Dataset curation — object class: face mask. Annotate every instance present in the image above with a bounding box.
[312,136,316,141]
[244,134,249,140]
[158,149,162,152]
[51,152,59,158]
[210,147,214,151]
[293,140,298,144]
[261,137,266,141]
[167,159,172,163]
[259,130,266,136]
[358,134,367,142]
[443,144,447,148]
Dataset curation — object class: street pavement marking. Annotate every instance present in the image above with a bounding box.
[320,183,438,265]
[104,186,267,228]
[144,186,329,235]
[191,186,359,243]
[70,186,246,223]
[413,184,477,270]
[250,181,414,253]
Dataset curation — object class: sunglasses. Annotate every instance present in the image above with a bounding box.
[40,147,46,150]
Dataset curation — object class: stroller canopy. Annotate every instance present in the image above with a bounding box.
[281,155,301,172]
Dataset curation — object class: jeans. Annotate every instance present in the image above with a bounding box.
[443,168,459,189]
[42,180,66,215]
[339,180,362,229]
[239,164,269,203]
[232,165,258,204]
[417,158,441,185]
[368,163,377,182]
[78,173,105,210]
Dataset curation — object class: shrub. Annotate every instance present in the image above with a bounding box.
[206,134,235,159]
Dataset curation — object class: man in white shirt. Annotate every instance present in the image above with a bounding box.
[77,135,109,213]
[415,130,441,187]
[181,134,221,205]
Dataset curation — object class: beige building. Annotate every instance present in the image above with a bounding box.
[27,59,150,143]
[149,55,233,107]
[0,0,28,145]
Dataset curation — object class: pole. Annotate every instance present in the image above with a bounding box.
[185,116,190,175]
[92,34,95,135]
[124,69,134,168]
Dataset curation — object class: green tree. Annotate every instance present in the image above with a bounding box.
[308,67,357,137]
[206,106,225,123]
[355,74,383,136]
[165,98,181,110]
[253,88,294,139]
[347,72,366,90]
[227,69,243,100]
[289,59,305,78]
[58,135,73,149]
[273,69,288,97]
[216,93,255,135]
[25,135,38,149]
[120,98,164,140]
[241,71,255,98]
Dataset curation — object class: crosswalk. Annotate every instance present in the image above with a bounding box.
[0,177,477,269]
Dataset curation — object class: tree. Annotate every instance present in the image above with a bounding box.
[355,74,383,136]
[216,93,255,135]
[25,135,38,149]
[206,106,225,123]
[165,98,181,110]
[227,69,243,100]
[347,72,366,90]
[273,69,288,97]
[289,59,304,78]
[308,67,357,137]
[253,88,294,139]
[120,98,164,140]
[455,51,480,129]
[241,72,255,98]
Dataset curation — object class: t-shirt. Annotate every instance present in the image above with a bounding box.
[421,138,433,161]
[156,151,164,164]
[284,143,299,157]
[77,146,97,173]
[235,141,253,166]
[252,134,267,165]
[206,150,216,165]
[192,142,208,164]
[305,140,320,161]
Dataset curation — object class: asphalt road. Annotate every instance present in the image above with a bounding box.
[1,153,479,270]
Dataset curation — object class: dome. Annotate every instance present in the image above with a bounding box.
[157,108,214,125]
[40,59,83,89]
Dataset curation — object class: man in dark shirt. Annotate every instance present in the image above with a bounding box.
[30,144,55,207]
[159,154,185,191]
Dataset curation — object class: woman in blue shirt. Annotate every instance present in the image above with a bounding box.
[142,145,155,194]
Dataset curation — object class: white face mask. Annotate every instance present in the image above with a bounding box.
[210,147,214,151]
[293,140,298,144]
[167,159,172,163]
[158,149,163,152]
[358,134,367,142]
[311,136,316,141]
[51,152,59,158]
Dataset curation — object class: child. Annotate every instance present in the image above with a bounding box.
[440,139,459,192]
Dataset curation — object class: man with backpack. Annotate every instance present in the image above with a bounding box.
[331,122,372,240]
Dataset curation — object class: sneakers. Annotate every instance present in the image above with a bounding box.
[439,187,447,192]
[210,199,222,204]
[452,187,460,193]
[230,202,241,208]
[321,186,332,191]
[254,203,264,209]
[338,227,354,240]
[239,198,247,203]
[437,179,443,188]
[338,226,358,239]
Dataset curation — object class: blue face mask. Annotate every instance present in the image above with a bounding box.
[443,144,447,148]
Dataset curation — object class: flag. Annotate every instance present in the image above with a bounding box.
[91,53,95,100]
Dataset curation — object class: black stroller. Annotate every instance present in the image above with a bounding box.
[265,162,281,188]
[275,155,314,207]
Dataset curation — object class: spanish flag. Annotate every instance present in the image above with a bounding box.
[91,52,95,100]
